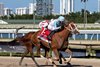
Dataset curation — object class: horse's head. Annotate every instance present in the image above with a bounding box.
[64,21,80,34]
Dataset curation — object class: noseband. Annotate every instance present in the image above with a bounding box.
[65,23,77,33]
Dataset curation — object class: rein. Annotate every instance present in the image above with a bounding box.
[65,23,76,33]
[59,22,77,49]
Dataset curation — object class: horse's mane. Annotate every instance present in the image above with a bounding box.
[56,20,73,32]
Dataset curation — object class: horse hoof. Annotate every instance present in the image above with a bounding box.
[67,62,70,64]
[53,65,57,67]
[36,64,40,67]
[53,63,57,67]
[25,64,28,66]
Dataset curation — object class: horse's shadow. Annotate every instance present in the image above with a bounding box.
[40,62,92,67]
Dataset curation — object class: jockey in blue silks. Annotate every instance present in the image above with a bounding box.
[47,16,65,40]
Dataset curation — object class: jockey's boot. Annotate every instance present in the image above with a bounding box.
[47,31,55,40]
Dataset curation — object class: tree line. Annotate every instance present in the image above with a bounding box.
[1,9,100,23]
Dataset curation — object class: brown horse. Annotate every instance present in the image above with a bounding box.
[30,21,80,67]
[9,21,80,67]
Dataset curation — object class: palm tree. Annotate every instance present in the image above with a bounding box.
[81,0,88,29]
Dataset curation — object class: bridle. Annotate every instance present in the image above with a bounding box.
[65,23,79,33]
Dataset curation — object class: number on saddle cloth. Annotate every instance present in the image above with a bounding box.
[38,27,51,40]
[38,20,52,41]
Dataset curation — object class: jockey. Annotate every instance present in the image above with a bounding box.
[39,20,49,28]
[47,16,65,40]
[38,20,49,38]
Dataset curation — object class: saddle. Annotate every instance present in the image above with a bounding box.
[38,27,51,42]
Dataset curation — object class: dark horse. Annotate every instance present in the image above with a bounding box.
[9,21,80,67]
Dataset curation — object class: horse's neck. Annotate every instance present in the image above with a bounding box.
[55,28,70,49]
[58,28,70,40]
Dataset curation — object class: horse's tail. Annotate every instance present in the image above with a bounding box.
[8,37,21,46]
[8,26,25,46]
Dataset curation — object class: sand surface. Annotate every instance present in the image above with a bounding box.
[0,56,99,67]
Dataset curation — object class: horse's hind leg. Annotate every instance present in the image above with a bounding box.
[19,49,29,65]
[28,47,40,67]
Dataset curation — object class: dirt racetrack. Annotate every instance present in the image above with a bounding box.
[0,56,100,67]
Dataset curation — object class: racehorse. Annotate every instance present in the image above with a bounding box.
[9,21,80,67]
[28,21,80,67]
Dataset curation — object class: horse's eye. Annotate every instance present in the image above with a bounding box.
[71,24,75,28]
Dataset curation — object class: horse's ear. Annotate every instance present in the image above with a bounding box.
[64,22,69,27]
[64,20,69,25]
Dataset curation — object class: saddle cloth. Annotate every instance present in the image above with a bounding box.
[38,27,51,43]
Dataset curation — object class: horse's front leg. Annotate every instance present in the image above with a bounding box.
[44,49,51,65]
[36,47,40,56]
[63,48,72,63]
[40,49,55,65]
[49,49,60,67]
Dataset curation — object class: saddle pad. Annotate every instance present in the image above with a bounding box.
[38,27,51,43]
